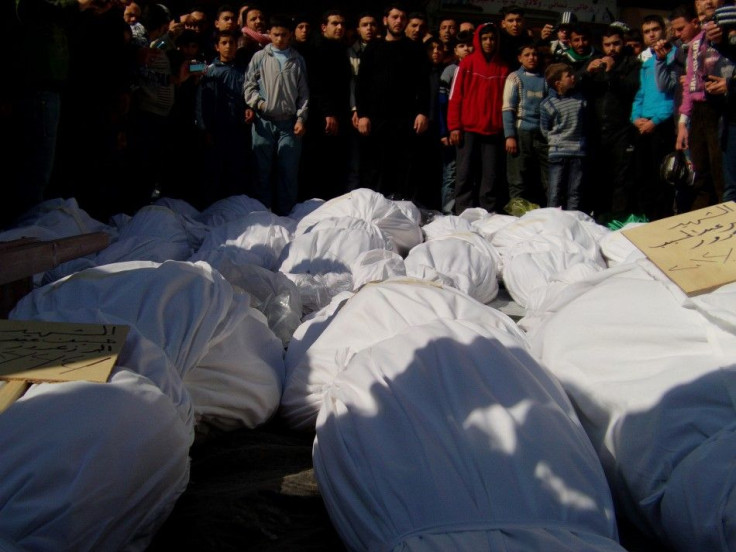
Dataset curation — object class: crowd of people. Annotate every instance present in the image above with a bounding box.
[3,0,736,229]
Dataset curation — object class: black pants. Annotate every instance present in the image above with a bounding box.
[633,117,675,220]
[453,131,503,214]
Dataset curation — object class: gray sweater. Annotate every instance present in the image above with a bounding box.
[244,44,309,122]
[539,88,587,158]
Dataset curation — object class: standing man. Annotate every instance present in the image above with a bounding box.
[674,0,731,210]
[581,24,640,218]
[498,5,531,68]
[301,9,352,201]
[437,17,458,61]
[356,4,430,202]
[405,12,428,42]
[347,12,379,190]
[448,22,510,214]
[631,15,676,220]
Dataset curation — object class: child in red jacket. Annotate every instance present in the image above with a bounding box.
[448,22,510,214]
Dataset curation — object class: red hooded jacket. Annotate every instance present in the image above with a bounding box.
[447,23,510,136]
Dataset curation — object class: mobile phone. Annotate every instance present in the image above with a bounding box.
[189,60,206,73]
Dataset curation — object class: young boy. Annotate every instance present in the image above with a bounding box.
[438,30,473,214]
[502,43,548,205]
[244,15,308,216]
[447,22,510,214]
[539,63,587,210]
[196,29,249,205]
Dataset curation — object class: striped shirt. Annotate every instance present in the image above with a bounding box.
[502,67,547,138]
[539,88,587,158]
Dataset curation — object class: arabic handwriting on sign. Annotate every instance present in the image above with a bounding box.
[668,248,735,272]
[668,204,734,230]
[0,325,119,372]
[651,208,736,250]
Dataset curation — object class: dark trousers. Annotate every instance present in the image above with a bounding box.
[587,126,635,218]
[506,128,549,206]
[633,117,675,220]
[359,119,416,201]
[453,131,503,215]
[682,101,725,212]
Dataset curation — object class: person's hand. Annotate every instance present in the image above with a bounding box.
[634,118,655,134]
[449,129,462,146]
[414,114,428,134]
[440,136,450,146]
[704,20,724,44]
[540,23,554,40]
[601,56,615,71]
[587,58,607,72]
[676,123,688,151]
[169,19,184,39]
[351,111,359,130]
[705,74,727,95]
[294,119,305,137]
[505,136,518,155]
[78,0,115,15]
[358,116,371,136]
[244,109,254,124]
[652,39,672,60]
[325,116,339,135]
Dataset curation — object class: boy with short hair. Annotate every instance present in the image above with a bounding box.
[243,15,308,215]
[539,63,587,210]
[502,43,548,204]
[438,29,473,213]
[196,29,249,205]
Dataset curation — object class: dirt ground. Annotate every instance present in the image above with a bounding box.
[147,418,344,552]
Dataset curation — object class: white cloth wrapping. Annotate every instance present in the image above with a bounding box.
[470,212,517,240]
[295,189,423,255]
[0,370,192,552]
[351,249,406,290]
[420,215,474,240]
[404,232,500,304]
[196,194,268,227]
[282,278,525,431]
[10,197,114,238]
[314,317,622,552]
[191,210,295,271]
[280,216,392,275]
[526,260,736,551]
[491,209,608,309]
[196,258,302,347]
[598,223,647,267]
[12,260,285,430]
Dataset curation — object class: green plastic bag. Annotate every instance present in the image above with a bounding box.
[504,197,540,217]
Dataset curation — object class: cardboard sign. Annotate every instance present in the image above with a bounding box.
[0,320,129,384]
[623,202,736,295]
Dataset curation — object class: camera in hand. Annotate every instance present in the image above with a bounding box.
[189,60,206,73]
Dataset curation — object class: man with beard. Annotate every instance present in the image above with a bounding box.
[580,24,641,219]
[356,4,430,202]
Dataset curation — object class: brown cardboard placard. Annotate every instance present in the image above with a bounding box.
[623,202,736,295]
[0,320,129,384]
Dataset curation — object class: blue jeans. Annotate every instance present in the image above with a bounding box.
[441,144,456,215]
[251,116,302,216]
[723,123,736,203]
[548,156,583,210]
[18,90,61,210]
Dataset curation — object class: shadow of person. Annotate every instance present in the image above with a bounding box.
[314,318,625,551]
